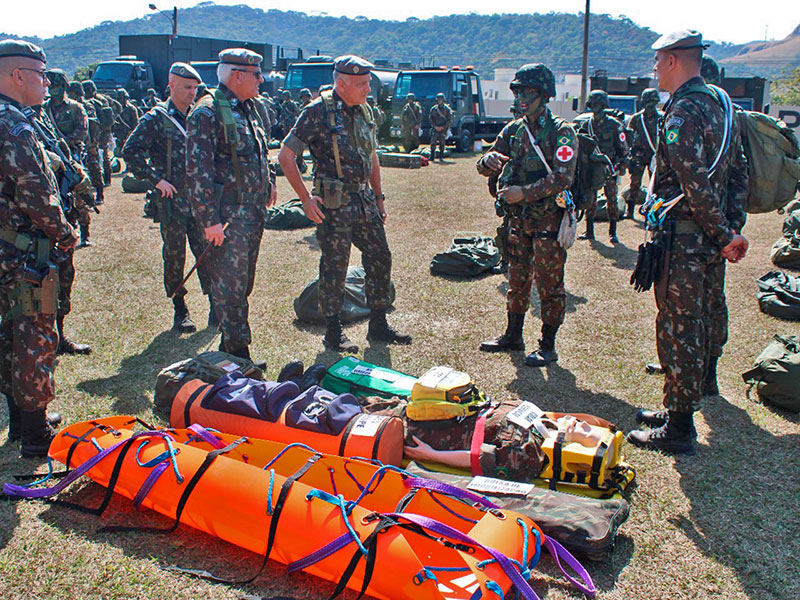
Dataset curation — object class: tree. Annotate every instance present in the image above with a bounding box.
[772,66,800,105]
[73,63,98,81]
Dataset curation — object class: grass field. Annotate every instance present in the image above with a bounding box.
[1,153,798,600]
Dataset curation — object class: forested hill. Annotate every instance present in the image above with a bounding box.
[5,3,747,79]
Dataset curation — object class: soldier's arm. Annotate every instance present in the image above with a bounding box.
[121,113,162,186]
[186,104,221,229]
[70,103,89,147]
[522,124,578,201]
[665,104,734,248]
[476,123,512,176]
[1,121,74,245]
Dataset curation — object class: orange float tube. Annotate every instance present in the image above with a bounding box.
[170,379,405,466]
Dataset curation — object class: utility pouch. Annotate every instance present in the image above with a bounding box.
[316,178,345,210]
[11,263,58,317]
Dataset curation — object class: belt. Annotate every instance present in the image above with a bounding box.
[672,219,702,234]
[314,179,367,194]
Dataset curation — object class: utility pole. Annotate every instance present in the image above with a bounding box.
[173,6,178,37]
[580,0,590,110]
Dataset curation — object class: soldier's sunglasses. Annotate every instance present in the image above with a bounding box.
[232,68,263,80]
[16,68,49,82]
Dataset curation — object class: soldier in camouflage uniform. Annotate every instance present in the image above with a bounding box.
[577,90,628,243]
[0,39,79,456]
[277,90,300,139]
[143,88,160,108]
[298,88,313,108]
[366,95,383,131]
[429,92,453,162]
[72,80,104,216]
[278,55,411,352]
[627,31,749,455]
[124,63,213,334]
[477,64,578,367]
[401,92,422,152]
[186,48,276,360]
[113,88,140,148]
[626,88,662,219]
[82,80,114,187]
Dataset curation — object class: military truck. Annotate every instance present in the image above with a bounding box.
[388,67,507,152]
[284,57,399,105]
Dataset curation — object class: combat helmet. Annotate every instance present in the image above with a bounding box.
[282,90,292,100]
[406,92,415,100]
[67,80,84,99]
[640,88,660,107]
[585,89,609,110]
[435,92,445,100]
[299,87,311,99]
[116,88,129,101]
[366,95,375,105]
[46,68,68,87]
[701,56,721,85]
[509,64,556,100]
[82,79,97,95]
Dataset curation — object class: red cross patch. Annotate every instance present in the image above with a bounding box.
[556,145,574,162]
[619,131,626,143]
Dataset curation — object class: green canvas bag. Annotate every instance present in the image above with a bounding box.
[320,356,417,399]
[430,236,500,277]
[742,335,800,412]
[264,198,314,230]
[757,271,800,320]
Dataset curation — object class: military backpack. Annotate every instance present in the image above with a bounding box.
[742,334,800,412]
[757,270,800,320]
[429,236,500,277]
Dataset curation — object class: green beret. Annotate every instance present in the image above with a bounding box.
[169,62,202,83]
[219,47,263,66]
[0,39,46,63]
[333,55,373,76]
[651,30,709,51]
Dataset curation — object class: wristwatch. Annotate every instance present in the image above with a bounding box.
[375,193,386,201]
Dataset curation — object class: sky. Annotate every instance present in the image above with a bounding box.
[5,0,799,45]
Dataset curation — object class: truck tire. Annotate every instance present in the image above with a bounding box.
[455,127,474,153]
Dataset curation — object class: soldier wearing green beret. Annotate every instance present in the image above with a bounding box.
[0,39,79,456]
[278,54,411,352]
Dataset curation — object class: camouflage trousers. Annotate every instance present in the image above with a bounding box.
[205,203,264,351]
[316,193,392,318]
[160,215,210,299]
[402,128,419,153]
[655,249,716,413]
[628,166,645,205]
[430,130,447,160]
[703,257,728,368]
[100,130,113,181]
[0,287,58,411]
[57,250,75,317]
[506,210,566,326]
[85,144,103,188]
[586,177,620,222]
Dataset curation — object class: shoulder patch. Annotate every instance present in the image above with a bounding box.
[555,145,575,162]
[9,122,32,137]
[619,131,626,143]
[665,115,684,130]
[665,128,680,144]
[191,106,214,119]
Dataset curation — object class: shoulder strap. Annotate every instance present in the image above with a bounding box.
[211,89,244,201]
[321,90,344,180]
[640,112,656,153]
[523,122,554,175]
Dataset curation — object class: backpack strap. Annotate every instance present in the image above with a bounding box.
[212,88,244,202]
[152,102,186,182]
[321,90,344,180]
[640,112,656,154]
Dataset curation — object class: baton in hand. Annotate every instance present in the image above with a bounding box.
[168,222,229,299]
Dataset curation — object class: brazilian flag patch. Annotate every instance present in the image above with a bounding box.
[557,135,571,146]
[665,128,679,144]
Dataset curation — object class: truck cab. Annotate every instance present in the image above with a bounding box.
[389,67,506,152]
[91,57,154,101]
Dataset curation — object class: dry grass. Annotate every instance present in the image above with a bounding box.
[1,154,798,600]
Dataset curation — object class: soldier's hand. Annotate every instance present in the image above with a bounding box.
[156,179,177,199]
[481,151,509,172]
[204,223,226,246]
[267,185,278,208]
[498,185,524,204]
[376,197,387,223]
[302,195,325,224]
[722,233,748,263]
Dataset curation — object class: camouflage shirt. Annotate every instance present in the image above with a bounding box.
[477,108,578,219]
[186,84,274,229]
[284,89,377,184]
[0,94,75,248]
[42,96,88,153]
[401,101,423,129]
[278,98,300,132]
[654,76,748,250]
[628,108,662,166]
[123,99,193,216]
[578,110,628,167]
[114,100,141,143]
[429,103,453,129]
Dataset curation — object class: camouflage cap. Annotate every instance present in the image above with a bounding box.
[333,55,373,76]
[651,30,709,51]
[700,56,721,85]
[640,87,660,106]
[219,47,263,67]
[0,39,46,63]
[169,61,202,83]
[510,63,556,99]
[46,68,68,86]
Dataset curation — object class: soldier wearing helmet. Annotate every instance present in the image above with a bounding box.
[143,87,160,108]
[700,55,721,86]
[299,87,313,107]
[476,63,578,367]
[626,88,662,218]
[429,92,453,162]
[82,79,115,189]
[277,89,300,139]
[366,94,384,130]
[577,89,628,243]
[113,87,140,147]
[401,92,422,152]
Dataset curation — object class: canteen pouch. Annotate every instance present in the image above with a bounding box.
[317,178,345,210]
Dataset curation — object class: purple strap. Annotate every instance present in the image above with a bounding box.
[132,460,170,510]
[288,532,353,573]
[542,535,596,597]
[187,424,227,449]
[385,512,541,600]
[3,431,173,500]
[403,477,500,510]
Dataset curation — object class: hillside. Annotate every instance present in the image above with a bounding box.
[5,4,748,79]
[722,24,800,75]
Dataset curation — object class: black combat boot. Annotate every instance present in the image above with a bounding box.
[626,411,696,455]
[635,407,698,438]
[20,409,57,458]
[7,397,61,442]
[324,317,359,353]
[172,296,197,333]
[78,223,92,248]
[524,324,559,367]
[94,184,104,206]
[56,315,92,355]
[207,296,219,329]
[703,355,720,397]
[491,260,508,275]
[367,309,412,345]
[103,169,111,187]
[609,220,619,244]
[276,359,304,383]
[625,201,635,220]
[479,313,525,353]
[578,218,594,240]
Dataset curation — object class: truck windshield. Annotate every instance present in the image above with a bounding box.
[92,63,133,85]
[286,64,333,92]
[395,73,449,101]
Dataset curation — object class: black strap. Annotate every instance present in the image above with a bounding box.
[338,417,358,457]
[549,432,565,491]
[183,383,212,427]
[589,440,609,489]
[328,515,395,600]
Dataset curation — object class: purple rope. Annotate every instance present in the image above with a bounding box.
[403,477,499,510]
[132,460,170,510]
[187,424,227,449]
[542,536,596,597]
[287,532,353,573]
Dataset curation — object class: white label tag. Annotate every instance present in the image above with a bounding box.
[467,476,534,497]
[221,362,239,373]
[352,365,374,377]
[349,414,385,437]
[506,401,544,430]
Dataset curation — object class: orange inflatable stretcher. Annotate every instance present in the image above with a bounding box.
[4,416,595,600]
[170,379,405,466]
